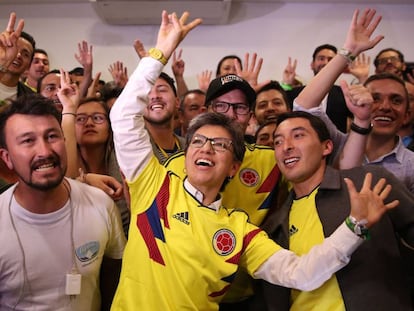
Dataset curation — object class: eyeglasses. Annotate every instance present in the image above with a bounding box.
[75,113,107,125]
[377,56,401,66]
[190,134,233,152]
[211,101,250,115]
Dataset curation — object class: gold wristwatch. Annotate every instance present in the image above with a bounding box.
[148,48,167,65]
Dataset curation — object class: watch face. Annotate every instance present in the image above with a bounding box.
[151,49,162,59]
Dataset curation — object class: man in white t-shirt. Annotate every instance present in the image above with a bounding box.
[0,91,126,310]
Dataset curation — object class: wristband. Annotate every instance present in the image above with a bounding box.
[350,122,372,135]
[338,48,356,64]
[280,82,293,91]
[345,216,370,240]
[62,112,77,117]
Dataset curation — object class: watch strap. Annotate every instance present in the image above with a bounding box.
[338,48,356,64]
[148,48,168,66]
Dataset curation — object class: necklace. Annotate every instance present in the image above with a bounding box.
[8,180,80,308]
[157,135,181,158]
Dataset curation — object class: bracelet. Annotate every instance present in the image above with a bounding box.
[350,122,372,135]
[0,64,8,73]
[345,216,370,240]
[62,112,77,117]
[280,82,293,91]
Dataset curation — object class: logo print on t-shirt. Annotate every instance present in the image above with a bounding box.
[239,168,260,187]
[212,229,236,256]
[76,241,100,262]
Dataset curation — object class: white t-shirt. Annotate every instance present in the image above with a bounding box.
[0,178,126,311]
[0,82,17,102]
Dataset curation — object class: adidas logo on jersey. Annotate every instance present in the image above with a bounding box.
[173,212,190,225]
[289,225,298,237]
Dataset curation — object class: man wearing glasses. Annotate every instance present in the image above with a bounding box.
[374,48,406,79]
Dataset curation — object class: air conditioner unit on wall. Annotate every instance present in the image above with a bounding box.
[90,0,232,25]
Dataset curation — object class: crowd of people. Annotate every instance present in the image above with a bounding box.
[0,7,414,311]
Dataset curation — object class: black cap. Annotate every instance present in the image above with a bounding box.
[205,74,256,109]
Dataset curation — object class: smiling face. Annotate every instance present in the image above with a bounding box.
[375,50,405,78]
[208,89,251,132]
[255,89,289,125]
[75,101,110,147]
[185,124,240,200]
[144,77,179,126]
[273,117,332,197]
[0,114,66,191]
[367,78,409,139]
[28,52,49,82]
[7,37,33,76]
[311,48,336,75]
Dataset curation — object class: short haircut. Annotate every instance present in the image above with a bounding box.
[0,94,61,148]
[185,112,245,163]
[215,55,242,77]
[312,44,337,61]
[100,81,123,103]
[20,31,36,60]
[37,69,60,93]
[33,48,48,57]
[276,111,331,143]
[255,80,292,111]
[254,120,277,142]
[364,72,409,111]
[179,89,205,112]
[374,48,405,67]
[159,72,177,97]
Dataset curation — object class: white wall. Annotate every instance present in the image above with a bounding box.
[0,2,413,88]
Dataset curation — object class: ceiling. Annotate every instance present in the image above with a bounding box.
[4,0,414,4]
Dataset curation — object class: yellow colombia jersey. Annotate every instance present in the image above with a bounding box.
[165,143,283,226]
[289,188,345,311]
[111,157,281,311]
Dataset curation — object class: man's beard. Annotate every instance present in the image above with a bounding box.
[144,112,173,126]
[15,155,67,191]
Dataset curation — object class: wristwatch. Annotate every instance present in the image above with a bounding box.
[338,48,356,64]
[346,216,370,240]
[148,48,168,65]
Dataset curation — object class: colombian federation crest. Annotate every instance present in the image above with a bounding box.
[239,168,260,187]
[212,229,236,256]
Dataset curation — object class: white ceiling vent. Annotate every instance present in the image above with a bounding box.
[90,0,232,25]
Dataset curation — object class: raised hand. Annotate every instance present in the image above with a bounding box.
[75,40,93,72]
[0,12,24,72]
[340,80,372,124]
[87,72,102,98]
[155,11,202,62]
[133,39,148,59]
[348,53,370,84]
[197,70,212,92]
[345,172,399,228]
[235,52,263,90]
[171,49,185,78]
[282,57,298,86]
[109,61,128,88]
[343,9,384,56]
[58,68,80,113]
